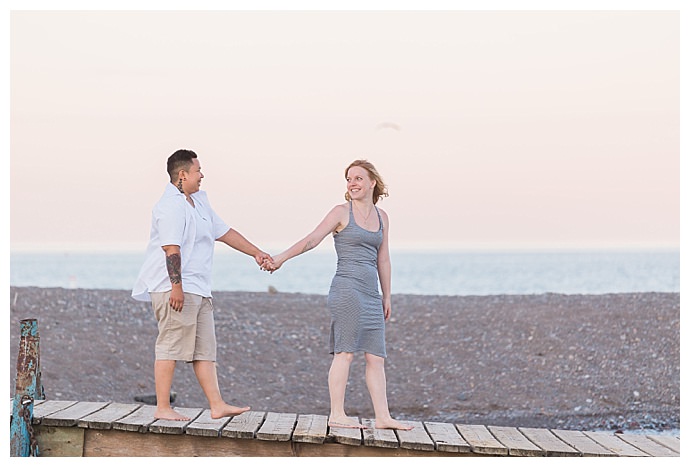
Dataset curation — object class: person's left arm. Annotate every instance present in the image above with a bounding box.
[377,209,392,321]
[217,228,272,267]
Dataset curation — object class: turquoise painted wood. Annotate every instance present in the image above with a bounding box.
[10,319,44,457]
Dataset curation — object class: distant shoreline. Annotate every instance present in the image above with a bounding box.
[10,250,681,296]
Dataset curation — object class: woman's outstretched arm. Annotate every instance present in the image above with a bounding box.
[267,204,346,271]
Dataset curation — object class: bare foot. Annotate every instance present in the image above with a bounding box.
[328,415,366,429]
[211,403,250,419]
[154,407,190,421]
[375,418,413,431]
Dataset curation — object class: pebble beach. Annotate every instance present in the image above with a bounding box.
[8,286,680,434]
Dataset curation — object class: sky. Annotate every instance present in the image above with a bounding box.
[6,2,683,252]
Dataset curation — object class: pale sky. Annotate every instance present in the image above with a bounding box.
[7,4,682,252]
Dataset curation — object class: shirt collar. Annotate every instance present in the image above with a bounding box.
[164,182,186,198]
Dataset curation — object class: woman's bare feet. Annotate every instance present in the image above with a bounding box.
[154,407,191,421]
[211,403,250,419]
[375,417,413,430]
[328,415,366,429]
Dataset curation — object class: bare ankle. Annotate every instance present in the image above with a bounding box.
[210,402,250,419]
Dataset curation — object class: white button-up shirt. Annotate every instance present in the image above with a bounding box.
[132,183,230,301]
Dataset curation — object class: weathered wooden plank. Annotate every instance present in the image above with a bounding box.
[295,442,466,457]
[327,418,363,446]
[425,421,471,453]
[221,410,266,439]
[149,407,203,434]
[396,420,435,451]
[185,409,230,437]
[519,427,580,456]
[83,429,295,457]
[77,402,141,430]
[583,431,649,457]
[256,412,297,441]
[646,434,680,454]
[361,418,399,449]
[293,414,328,444]
[34,425,85,457]
[41,401,110,427]
[551,429,618,457]
[32,400,78,423]
[616,433,679,457]
[84,429,463,457]
[456,424,508,456]
[112,404,157,433]
[489,425,544,456]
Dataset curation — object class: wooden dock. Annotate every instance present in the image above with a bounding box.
[15,399,680,457]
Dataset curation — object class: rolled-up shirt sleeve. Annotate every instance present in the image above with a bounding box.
[211,208,230,240]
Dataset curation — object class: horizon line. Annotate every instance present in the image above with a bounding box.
[8,241,681,254]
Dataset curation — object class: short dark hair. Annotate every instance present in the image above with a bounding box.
[167,149,197,181]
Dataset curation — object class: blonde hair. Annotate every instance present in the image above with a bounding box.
[344,159,389,204]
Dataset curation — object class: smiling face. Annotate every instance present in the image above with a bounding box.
[180,158,204,194]
[346,165,376,202]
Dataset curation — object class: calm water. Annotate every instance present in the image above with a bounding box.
[9,249,680,296]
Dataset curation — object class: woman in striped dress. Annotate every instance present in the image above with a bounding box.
[264,160,411,431]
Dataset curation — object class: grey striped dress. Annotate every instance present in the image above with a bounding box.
[327,201,386,358]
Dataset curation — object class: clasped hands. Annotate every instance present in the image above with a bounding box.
[257,252,282,273]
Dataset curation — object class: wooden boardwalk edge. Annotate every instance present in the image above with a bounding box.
[10,399,680,457]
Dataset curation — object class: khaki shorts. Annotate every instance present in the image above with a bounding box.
[150,291,216,362]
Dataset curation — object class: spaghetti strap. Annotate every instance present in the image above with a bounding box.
[374,206,383,232]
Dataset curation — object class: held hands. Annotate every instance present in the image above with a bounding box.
[253,249,282,273]
[260,253,285,273]
[255,251,274,271]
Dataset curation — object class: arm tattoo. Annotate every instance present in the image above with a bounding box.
[166,253,182,285]
[301,240,314,254]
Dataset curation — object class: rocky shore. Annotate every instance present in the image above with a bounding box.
[8,287,680,434]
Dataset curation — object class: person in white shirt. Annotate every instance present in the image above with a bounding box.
[132,149,272,421]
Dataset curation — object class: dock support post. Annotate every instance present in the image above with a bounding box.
[10,318,45,457]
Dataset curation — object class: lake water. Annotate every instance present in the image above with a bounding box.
[9,249,680,296]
